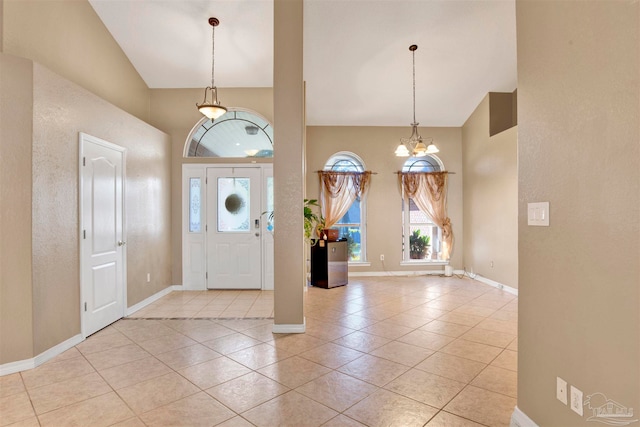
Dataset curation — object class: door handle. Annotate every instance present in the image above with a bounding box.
[117,240,126,246]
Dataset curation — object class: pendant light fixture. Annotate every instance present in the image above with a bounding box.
[395,44,439,157]
[197,17,227,121]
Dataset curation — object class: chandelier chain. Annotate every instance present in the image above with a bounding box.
[412,47,416,124]
[211,22,215,88]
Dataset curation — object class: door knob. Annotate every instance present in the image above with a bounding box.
[117,240,126,246]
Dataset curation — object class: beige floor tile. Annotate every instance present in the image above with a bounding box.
[491,349,518,372]
[202,332,262,355]
[334,315,379,330]
[21,356,95,390]
[0,392,35,426]
[295,371,378,412]
[240,324,280,342]
[155,343,221,370]
[507,338,518,352]
[116,372,199,414]
[181,324,236,342]
[242,390,338,427]
[299,342,365,369]
[385,369,465,409]
[139,392,235,427]
[471,365,517,398]
[333,331,391,353]
[444,385,516,427]
[109,417,147,427]
[215,416,256,427]
[490,309,519,322]
[258,356,331,388]
[37,392,134,427]
[271,333,326,354]
[218,318,274,332]
[83,343,151,371]
[407,304,449,319]
[160,319,218,333]
[227,343,294,370]
[304,322,356,341]
[370,341,434,367]
[99,356,172,389]
[440,339,503,364]
[75,331,134,355]
[44,346,82,364]
[321,414,367,427]
[460,328,516,348]
[436,312,485,327]
[344,389,438,427]
[3,416,40,427]
[28,372,111,414]
[453,304,497,318]
[117,322,176,342]
[426,411,485,427]
[415,352,487,383]
[136,332,198,355]
[475,318,517,335]
[397,329,456,351]
[337,354,409,387]
[205,372,289,413]
[0,374,25,398]
[178,357,251,389]
[419,320,473,338]
[384,313,434,329]
[360,321,414,340]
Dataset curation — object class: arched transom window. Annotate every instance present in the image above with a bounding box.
[185,109,273,158]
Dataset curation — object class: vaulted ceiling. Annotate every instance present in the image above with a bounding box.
[89,0,517,127]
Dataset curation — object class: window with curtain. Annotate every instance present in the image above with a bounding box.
[323,152,366,262]
[402,156,444,262]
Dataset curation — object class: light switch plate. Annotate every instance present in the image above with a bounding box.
[570,385,584,416]
[528,202,550,226]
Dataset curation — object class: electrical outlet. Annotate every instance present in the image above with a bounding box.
[146,273,151,283]
[556,377,567,405]
[570,385,583,416]
[380,254,384,261]
[490,261,494,268]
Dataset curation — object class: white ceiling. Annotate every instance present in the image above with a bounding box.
[89,0,517,127]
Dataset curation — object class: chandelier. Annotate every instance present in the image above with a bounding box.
[395,45,439,157]
[196,17,227,121]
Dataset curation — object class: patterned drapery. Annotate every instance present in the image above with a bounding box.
[398,171,453,260]
[318,171,372,229]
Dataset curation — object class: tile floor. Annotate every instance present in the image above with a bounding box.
[0,276,518,427]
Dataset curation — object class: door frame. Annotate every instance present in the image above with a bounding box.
[79,133,127,338]
[182,163,273,291]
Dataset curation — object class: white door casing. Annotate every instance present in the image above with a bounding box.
[206,167,262,289]
[80,133,126,337]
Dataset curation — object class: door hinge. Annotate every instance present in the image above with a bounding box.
[84,302,87,312]
[83,230,86,239]
[82,157,86,166]
[205,225,208,232]
[206,272,208,279]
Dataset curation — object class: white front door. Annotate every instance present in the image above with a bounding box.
[206,167,262,289]
[80,133,126,336]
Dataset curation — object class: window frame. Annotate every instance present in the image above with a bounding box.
[323,152,367,263]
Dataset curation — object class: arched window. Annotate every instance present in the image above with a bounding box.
[185,108,273,158]
[323,152,366,262]
[402,155,444,262]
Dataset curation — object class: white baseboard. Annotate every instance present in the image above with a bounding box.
[272,318,305,334]
[0,333,84,376]
[511,406,538,427]
[126,285,182,316]
[349,270,446,277]
[455,270,518,296]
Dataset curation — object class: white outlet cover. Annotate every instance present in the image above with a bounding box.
[570,385,584,416]
[556,377,567,405]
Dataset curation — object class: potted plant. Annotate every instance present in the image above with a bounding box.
[409,229,431,259]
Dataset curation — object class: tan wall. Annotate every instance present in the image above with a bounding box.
[2,0,150,122]
[0,54,172,362]
[306,126,463,271]
[517,1,639,425]
[0,55,34,363]
[462,95,518,288]
[148,88,274,285]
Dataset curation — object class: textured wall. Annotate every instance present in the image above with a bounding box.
[517,1,639,424]
[2,0,150,121]
[306,126,463,271]
[462,95,518,288]
[30,63,171,355]
[0,55,34,364]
